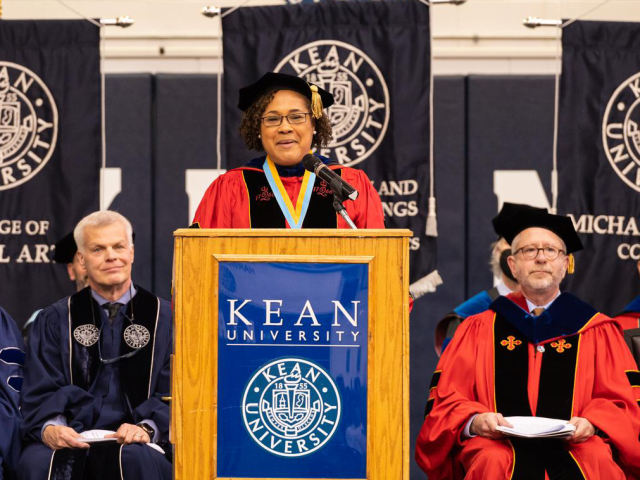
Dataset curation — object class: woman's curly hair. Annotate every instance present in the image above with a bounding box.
[239,89,333,151]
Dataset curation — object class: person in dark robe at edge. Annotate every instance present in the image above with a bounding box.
[22,232,89,341]
[17,211,172,480]
[614,258,640,331]
[416,208,640,480]
[192,72,385,229]
[434,203,546,356]
[0,305,26,480]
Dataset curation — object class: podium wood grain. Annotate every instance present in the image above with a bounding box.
[172,229,411,480]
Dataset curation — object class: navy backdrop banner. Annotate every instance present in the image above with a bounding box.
[222,0,437,287]
[0,21,100,324]
[558,21,640,314]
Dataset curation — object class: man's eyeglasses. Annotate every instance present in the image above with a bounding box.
[260,112,311,127]
[515,245,566,260]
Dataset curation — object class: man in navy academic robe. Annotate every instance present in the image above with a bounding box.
[0,305,25,480]
[18,211,172,480]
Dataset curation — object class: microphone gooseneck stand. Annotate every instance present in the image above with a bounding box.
[301,154,359,229]
[331,187,358,230]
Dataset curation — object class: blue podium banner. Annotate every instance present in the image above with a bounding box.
[217,261,368,478]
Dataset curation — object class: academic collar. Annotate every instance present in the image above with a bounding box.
[524,290,561,313]
[490,292,599,344]
[622,294,640,314]
[243,154,337,178]
[91,284,138,307]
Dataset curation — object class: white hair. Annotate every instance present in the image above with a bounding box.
[489,240,502,278]
[74,210,133,253]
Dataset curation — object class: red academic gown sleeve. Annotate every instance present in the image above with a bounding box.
[614,312,640,331]
[415,311,495,480]
[339,167,385,229]
[192,170,250,228]
[575,320,640,478]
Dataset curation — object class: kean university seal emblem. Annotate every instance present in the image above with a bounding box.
[242,358,341,457]
[123,324,151,349]
[0,62,58,191]
[603,71,640,193]
[275,40,390,167]
[73,324,99,347]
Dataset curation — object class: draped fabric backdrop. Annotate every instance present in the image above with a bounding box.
[558,20,640,314]
[0,21,101,323]
[222,0,437,290]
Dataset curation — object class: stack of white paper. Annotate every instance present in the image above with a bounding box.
[496,416,576,438]
[79,429,166,454]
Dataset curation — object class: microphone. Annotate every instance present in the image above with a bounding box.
[301,154,359,201]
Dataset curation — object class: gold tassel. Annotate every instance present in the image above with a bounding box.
[309,84,323,119]
[568,254,575,274]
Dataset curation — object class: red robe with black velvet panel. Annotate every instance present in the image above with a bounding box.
[192,161,385,229]
[415,292,640,480]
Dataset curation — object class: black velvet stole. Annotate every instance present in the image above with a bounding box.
[69,286,159,412]
[49,443,122,480]
[241,169,339,228]
[493,314,585,480]
[69,288,100,391]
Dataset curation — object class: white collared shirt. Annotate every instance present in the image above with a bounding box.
[524,291,560,313]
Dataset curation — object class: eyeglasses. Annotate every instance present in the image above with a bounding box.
[515,245,566,260]
[260,112,311,127]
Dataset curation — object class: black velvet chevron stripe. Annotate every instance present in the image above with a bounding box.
[429,370,441,390]
[7,376,22,392]
[424,370,442,418]
[424,398,435,417]
[627,370,640,388]
[424,370,442,417]
[0,347,25,366]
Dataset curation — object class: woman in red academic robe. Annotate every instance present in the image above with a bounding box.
[192,72,384,230]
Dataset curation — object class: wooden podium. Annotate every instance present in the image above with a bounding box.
[171,229,412,480]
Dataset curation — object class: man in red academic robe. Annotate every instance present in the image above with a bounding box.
[416,209,640,480]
